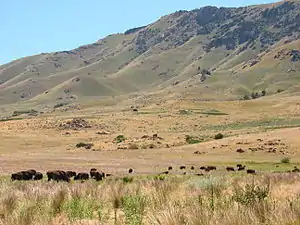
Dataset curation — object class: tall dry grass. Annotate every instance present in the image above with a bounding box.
[0,173,300,225]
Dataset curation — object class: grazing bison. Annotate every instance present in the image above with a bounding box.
[90,168,98,178]
[237,164,243,168]
[74,173,89,181]
[106,173,112,177]
[226,167,235,172]
[11,172,24,181]
[246,169,256,174]
[207,166,217,171]
[34,172,43,180]
[196,173,204,176]
[168,166,173,171]
[47,171,70,182]
[93,171,105,181]
[180,166,186,170]
[238,166,246,171]
[200,166,206,170]
[160,171,169,175]
[128,168,134,174]
[66,171,76,178]
[191,166,195,170]
[11,170,36,181]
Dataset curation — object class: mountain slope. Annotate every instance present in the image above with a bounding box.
[0,0,300,108]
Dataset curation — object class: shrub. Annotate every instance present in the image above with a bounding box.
[75,142,93,149]
[277,89,284,93]
[280,157,290,164]
[243,95,250,100]
[232,181,270,206]
[121,194,147,225]
[261,90,267,96]
[214,133,224,140]
[123,177,134,183]
[114,135,126,144]
[54,102,68,109]
[186,135,203,144]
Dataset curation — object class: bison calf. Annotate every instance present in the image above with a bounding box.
[246,169,256,174]
[226,167,235,172]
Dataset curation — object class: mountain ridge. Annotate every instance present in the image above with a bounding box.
[1,0,299,109]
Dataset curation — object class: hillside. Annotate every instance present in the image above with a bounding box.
[0,0,300,111]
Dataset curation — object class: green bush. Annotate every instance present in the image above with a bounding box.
[280,157,290,164]
[123,177,134,183]
[114,135,126,144]
[121,195,146,225]
[232,181,270,206]
[63,197,100,220]
[214,133,224,140]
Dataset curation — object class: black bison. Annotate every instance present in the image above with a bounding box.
[207,166,217,171]
[90,168,98,178]
[66,171,76,178]
[34,172,43,180]
[200,166,206,170]
[128,168,134,174]
[237,164,243,168]
[246,169,256,174]
[160,171,169,175]
[191,166,195,170]
[93,171,105,181]
[180,166,186,170]
[11,170,37,181]
[47,171,70,182]
[238,166,246,171]
[106,173,112,177]
[74,173,89,181]
[226,167,235,172]
[196,173,204,176]
[168,166,173,171]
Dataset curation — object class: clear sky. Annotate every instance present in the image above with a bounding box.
[1,0,277,65]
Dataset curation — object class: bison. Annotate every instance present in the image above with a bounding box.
[226,167,235,172]
[180,166,186,170]
[66,171,76,178]
[47,171,70,182]
[191,166,195,170]
[160,171,169,175]
[93,171,105,181]
[246,169,256,174]
[207,166,217,171]
[34,172,43,180]
[90,168,98,178]
[168,166,173,171]
[200,166,206,170]
[128,168,134,174]
[74,173,89,181]
[238,166,246,171]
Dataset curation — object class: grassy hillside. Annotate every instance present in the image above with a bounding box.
[0,0,300,112]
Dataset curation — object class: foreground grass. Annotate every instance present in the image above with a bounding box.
[1,174,300,224]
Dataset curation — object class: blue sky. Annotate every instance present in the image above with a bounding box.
[1,0,276,65]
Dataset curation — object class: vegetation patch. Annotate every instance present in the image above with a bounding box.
[12,109,38,117]
[54,102,69,109]
[75,142,94,149]
[0,117,24,122]
[214,133,224,140]
[114,135,126,144]
[185,135,203,144]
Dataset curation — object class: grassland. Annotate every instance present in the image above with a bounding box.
[2,173,300,225]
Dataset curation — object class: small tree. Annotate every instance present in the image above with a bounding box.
[243,95,250,100]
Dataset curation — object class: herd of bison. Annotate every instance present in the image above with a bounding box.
[10,164,262,182]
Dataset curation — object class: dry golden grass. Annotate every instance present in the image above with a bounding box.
[1,96,300,175]
[1,173,300,224]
